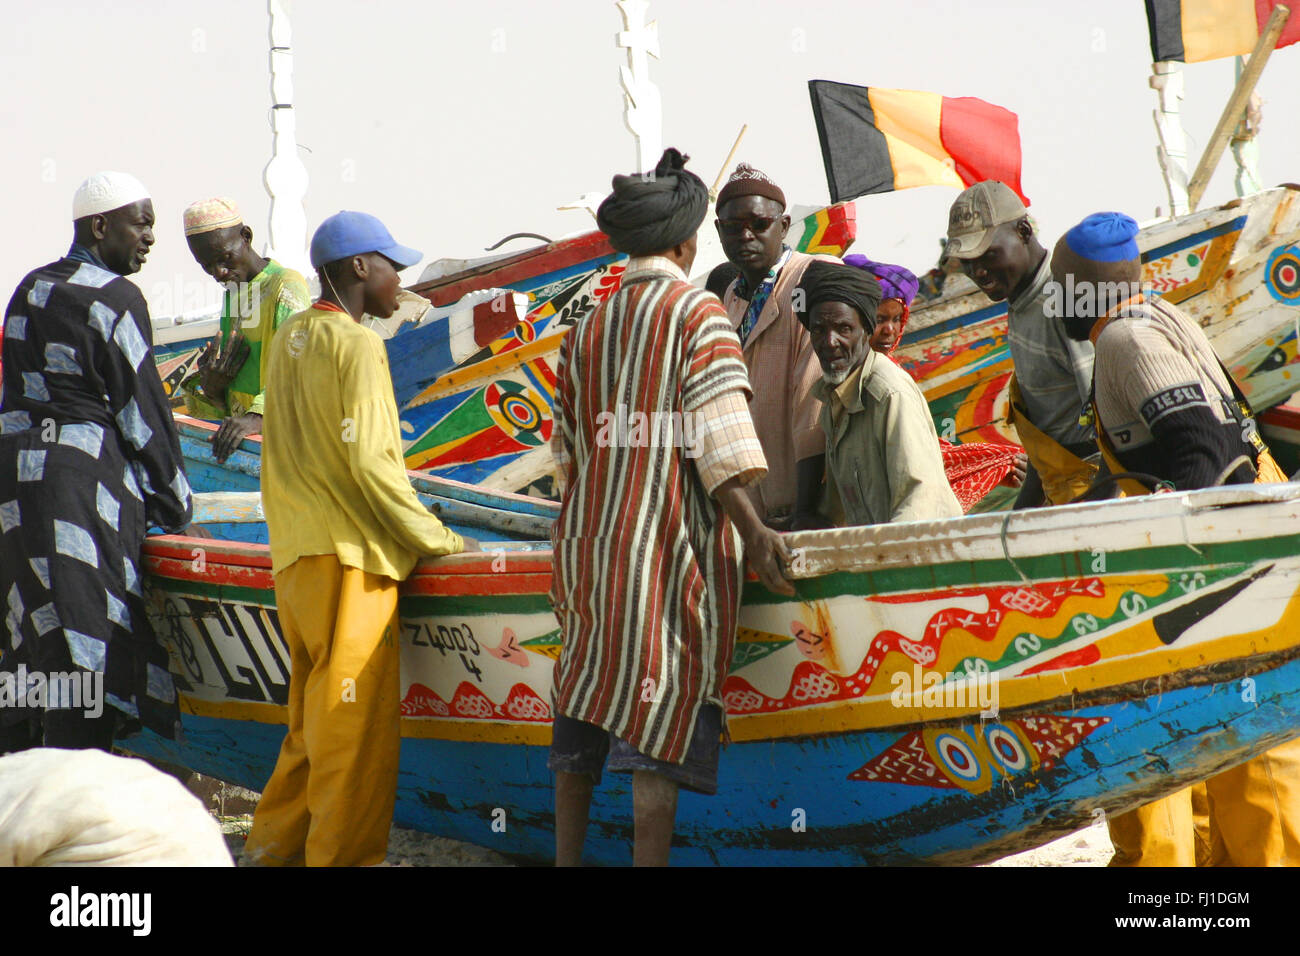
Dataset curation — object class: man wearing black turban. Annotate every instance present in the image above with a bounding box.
[596,147,709,256]
[553,149,794,866]
[796,261,961,526]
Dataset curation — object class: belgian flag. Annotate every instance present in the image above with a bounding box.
[808,80,1029,207]
[1146,0,1300,62]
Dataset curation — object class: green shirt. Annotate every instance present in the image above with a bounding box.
[184,259,310,419]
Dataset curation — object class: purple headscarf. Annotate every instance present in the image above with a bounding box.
[843,254,919,306]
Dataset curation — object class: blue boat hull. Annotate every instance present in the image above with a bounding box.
[124,648,1300,865]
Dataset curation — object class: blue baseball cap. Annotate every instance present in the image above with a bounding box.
[309,210,422,269]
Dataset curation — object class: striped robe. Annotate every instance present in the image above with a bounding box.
[550,263,752,764]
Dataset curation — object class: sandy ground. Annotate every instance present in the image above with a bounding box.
[208,779,1114,867]
[982,818,1114,867]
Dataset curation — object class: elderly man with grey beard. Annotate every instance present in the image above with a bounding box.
[797,260,960,526]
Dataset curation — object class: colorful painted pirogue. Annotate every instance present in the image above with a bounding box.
[149,204,858,494]
[124,421,1300,865]
[396,204,857,490]
[152,188,1300,504]
[902,185,1300,447]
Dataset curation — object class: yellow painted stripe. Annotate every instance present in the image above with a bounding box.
[407,337,561,409]
[868,88,964,191]
[1182,0,1258,62]
[730,598,1300,740]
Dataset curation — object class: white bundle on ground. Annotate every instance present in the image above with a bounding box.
[0,748,233,866]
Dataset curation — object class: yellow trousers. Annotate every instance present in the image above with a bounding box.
[1109,738,1300,866]
[244,555,402,867]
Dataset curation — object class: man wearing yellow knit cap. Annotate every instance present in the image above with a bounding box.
[181,197,309,461]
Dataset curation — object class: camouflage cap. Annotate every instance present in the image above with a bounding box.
[945,181,1028,260]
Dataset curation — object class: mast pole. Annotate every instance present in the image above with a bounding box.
[1229,56,1264,197]
[710,125,748,202]
[263,0,310,275]
[1186,3,1290,211]
[615,0,662,176]
[1150,61,1189,217]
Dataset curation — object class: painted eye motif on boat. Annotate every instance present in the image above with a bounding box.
[931,731,984,784]
[984,723,1033,774]
[1265,244,1300,304]
[485,379,551,447]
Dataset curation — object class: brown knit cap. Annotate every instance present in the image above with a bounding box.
[716,163,787,212]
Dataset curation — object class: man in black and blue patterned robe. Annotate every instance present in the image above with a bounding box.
[0,172,193,752]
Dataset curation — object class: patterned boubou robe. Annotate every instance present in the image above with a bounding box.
[0,258,192,739]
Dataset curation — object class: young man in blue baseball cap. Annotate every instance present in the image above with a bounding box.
[245,211,470,866]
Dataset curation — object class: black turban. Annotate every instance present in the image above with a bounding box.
[795,260,883,334]
[596,148,708,256]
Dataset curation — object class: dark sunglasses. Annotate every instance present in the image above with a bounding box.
[717,217,780,237]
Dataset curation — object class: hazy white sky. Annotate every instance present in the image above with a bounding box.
[3,0,1299,318]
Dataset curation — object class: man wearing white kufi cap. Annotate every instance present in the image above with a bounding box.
[0,172,195,754]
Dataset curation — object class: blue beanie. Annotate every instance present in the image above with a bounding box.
[1052,211,1142,287]
[1064,212,1139,262]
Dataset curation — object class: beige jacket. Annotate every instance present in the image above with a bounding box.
[723,249,833,519]
[813,348,962,527]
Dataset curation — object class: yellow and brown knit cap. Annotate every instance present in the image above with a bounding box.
[1050,212,1142,287]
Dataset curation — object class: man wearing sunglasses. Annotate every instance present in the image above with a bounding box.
[715,164,835,530]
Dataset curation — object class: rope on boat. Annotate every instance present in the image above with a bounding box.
[1180,507,1204,556]
[484,232,553,251]
[998,511,1037,588]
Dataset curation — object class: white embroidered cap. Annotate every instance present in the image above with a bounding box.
[72,171,151,220]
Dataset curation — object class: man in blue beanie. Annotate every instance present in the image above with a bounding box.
[1052,210,1300,868]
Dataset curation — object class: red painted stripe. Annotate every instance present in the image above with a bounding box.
[148,535,555,576]
[969,371,1013,442]
[145,537,269,567]
[411,232,617,307]
[1022,643,1101,676]
[402,573,553,597]
[145,554,275,589]
[938,96,1029,206]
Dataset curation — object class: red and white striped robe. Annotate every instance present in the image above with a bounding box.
[550,259,756,764]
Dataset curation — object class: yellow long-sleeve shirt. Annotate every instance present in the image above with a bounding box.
[261,304,463,578]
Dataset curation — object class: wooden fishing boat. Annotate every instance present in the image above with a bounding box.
[125,426,1300,864]
[901,185,1300,447]
[393,204,858,492]
[153,203,857,494]
[171,417,554,546]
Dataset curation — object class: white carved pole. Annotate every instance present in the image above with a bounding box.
[263,0,310,276]
[1150,60,1189,218]
[616,0,662,175]
[1230,56,1264,197]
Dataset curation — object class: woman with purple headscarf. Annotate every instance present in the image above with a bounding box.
[843,254,918,355]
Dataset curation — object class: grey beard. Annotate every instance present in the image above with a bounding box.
[822,368,851,386]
